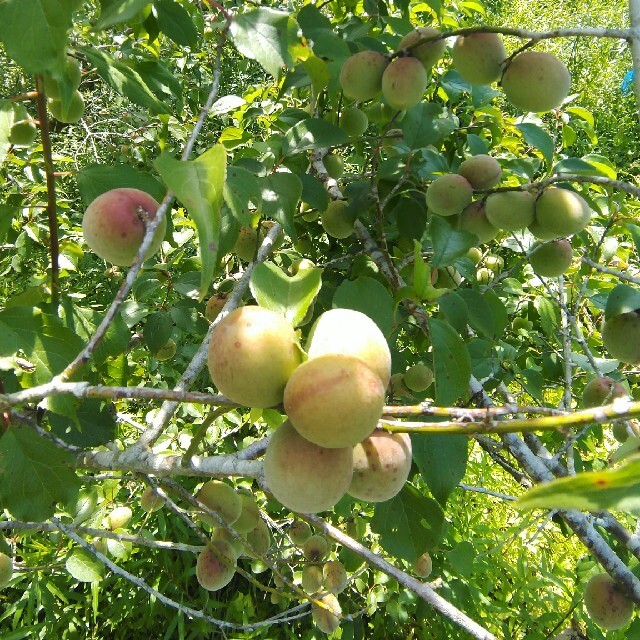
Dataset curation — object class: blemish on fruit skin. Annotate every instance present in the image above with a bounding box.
[595,478,608,487]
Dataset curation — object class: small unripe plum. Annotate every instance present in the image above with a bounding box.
[466,247,483,265]
[398,27,446,70]
[321,200,356,239]
[612,422,631,443]
[244,518,271,557]
[44,56,82,98]
[154,338,176,361]
[205,293,228,322]
[452,33,506,85]
[106,506,132,530]
[233,225,261,262]
[264,421,353,513]
[381,56,429,110]
[501,51,571,112]
[82,188,166,266]
[208,306,302,408]
[196,540,237,591]
[9,119,37,147]
[284,354,386,448]
[290,258,315,275]
[534,188,591,237]
[476,267,494,285]
[140,486,165,513]
[339,107,369,138]
[302,564,324,593]
[457,201,499,244]
[426,174,474,217]
[348,431,412,502]
[484,255,504,273]
[584,573,634,630]
[312,593,342,634]
[339,51,389,102]
[528,217,561,241]
[211,527,244,559]
[323,560,348,594]
[582,377,628,408]
[404,364,433,392]
[197,480,242,526]
[485,191,535,231]
[323,154,344,179]
[0,553,13,587]
[413,551,433,578]
[48,90,85,123]
[289,521,312,545]
[304,535,329,562]
[602,311,640,363]
[306,308,391,386]
[458,155,502,190]
[232,494,261,534]
[529,239,573,277]
[270,592,281,605]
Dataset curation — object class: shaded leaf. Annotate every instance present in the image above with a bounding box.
[143,311,173,353]
[516,123,554,166]
[282,118,349,156]
[428,317,470,405]
[95,0,150,29]
[333,277,394,336]
[224,165,261,226]
[49,399,117,448]
[154,0,198,48]
[260,173,302,242]
[430,216,477,268]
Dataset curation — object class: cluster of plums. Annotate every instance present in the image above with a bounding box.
[207,306,413,513]
[44,55,85,123]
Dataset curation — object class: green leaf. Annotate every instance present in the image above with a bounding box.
[605,284,640,318]
[628,223,640,258]
[154,0,198,48]
[371,485,444,562]
[155,145,227,301]
[95,0,150,29]
[0,307,85,384]
[438,292,468,334]
[457,290,506,340]
[301,55,331,94]
[298,172,330,212]
[80,46,170,114]
[401,103,456,149]
[143,311,173,353]
[230,8,299,78]
[0,0,79,74]
[566,106,594,128]
[282,118,349,156]
[516,123,554,166]
[412,434,469,506]
[77,163,167,206]
[429,216,477,268]
[516,457,640,512]
[260,173,302,242]
[428,317,471,405]
[249,262,322,327]
[0,426,80,521]
[535,296,559,339]
[333,277,394,336]
[49,399,117,448]
[224,166,261,226]
[553,157,611,178]
[66,548,105,583]
[581,154,617,180]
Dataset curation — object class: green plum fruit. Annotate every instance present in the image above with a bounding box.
[321,200,356,239]
[197,480,242,526]
[302,564,324,593]
[457,201,499,244]
[339,51,389,101]
[323,154,344,179]
[244,518,271,557]
[502,51,571,112]
[196,540,236,591]
[348,431,412,502]
[485,191,535,231]
[602,311,640,363]
[529,239,573,277]
[426,174,474,217]
[476,267,494,285]
[451,33,506,84]
[106,506,132,530]
[154,338,176,361]
[582,376,628,408]
[381,56,429,110]
[312,593,342,634]
[398,27,446,70]
[466,246,483,265]
[205,293,228,322]
[9,119,37,146]
[140,486,165,513]
[484,255,504,273]
[289,521,312,545]
[413,551,433,578]
[0,553,13,587]
[263,421,353,513]
[304,535,329,562]
[207,306,302,408]
[323,560,348,594]
[534,188,591,237]
[211,527,244,559]
[82,187,166,266]
[584,573,634,630]
[283,354,386,448]
[458,154,502,190]
[306,308,391,386]
[339,107,369,137]
[233,225,261,262]
[404,364,433,392]
[48,90,85,123]
[232,494,261,534]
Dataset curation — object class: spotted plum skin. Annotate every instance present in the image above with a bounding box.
[82,188,166,266]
